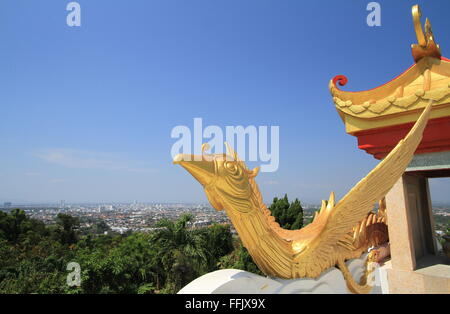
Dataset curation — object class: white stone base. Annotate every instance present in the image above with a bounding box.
[179,254,387,294]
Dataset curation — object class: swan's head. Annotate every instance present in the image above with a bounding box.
[173,144,259,213]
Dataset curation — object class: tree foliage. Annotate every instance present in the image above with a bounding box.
[268,194,304,230]
[0,210,234,294]
[0,196,303,293]
[218,239,263,275]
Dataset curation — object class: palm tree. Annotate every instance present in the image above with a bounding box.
[150,214,209,292]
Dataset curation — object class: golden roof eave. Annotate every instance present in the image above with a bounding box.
[330,57,450,119]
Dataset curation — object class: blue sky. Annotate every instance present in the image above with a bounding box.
[0,0,449,204]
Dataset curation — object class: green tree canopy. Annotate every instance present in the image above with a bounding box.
[55,213,80,245]
[0,201,305,294]
[268,194,304,230]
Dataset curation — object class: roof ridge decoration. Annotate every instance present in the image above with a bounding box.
[329,5,450,133]
[411,4,441,63]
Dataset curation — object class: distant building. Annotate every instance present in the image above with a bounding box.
[3,202,12,208]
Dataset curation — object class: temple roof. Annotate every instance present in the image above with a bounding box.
[330,5,450,134]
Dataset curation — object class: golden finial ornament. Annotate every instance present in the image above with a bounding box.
[411,5,441,62]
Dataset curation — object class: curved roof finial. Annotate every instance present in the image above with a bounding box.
[411,4,441,62]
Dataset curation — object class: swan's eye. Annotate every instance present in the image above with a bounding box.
[225,162,237,173]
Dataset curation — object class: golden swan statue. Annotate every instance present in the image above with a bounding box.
[174,102,432,294]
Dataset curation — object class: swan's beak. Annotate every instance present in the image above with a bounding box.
[173,154,215,187]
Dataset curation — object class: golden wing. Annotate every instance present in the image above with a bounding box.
[295,101,433,278]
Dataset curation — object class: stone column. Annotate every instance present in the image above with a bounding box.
[385,175,417,271]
